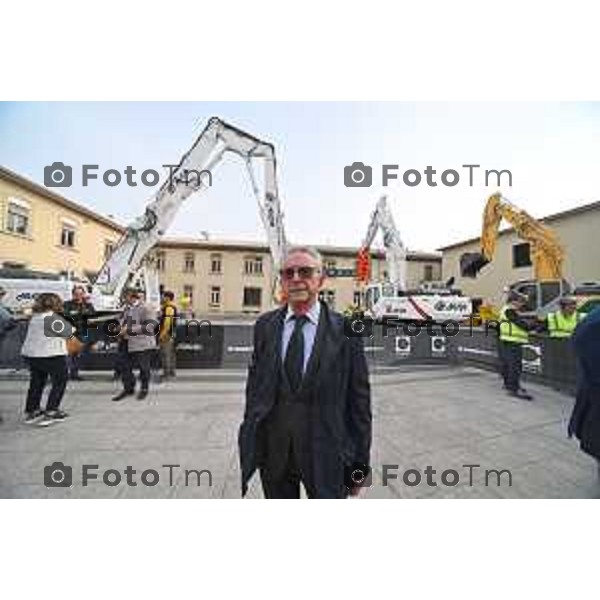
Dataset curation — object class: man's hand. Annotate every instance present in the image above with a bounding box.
[348,485,363,497]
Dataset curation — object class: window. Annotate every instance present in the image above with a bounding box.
[318,290,336,308]
[183,252,195,273]
[210,253,222,274]
[353,291,362,307]
[244,256,263,275]
[6,201,30,235]
[243,287,262,307]
[155,251,166,271]
[326,290,335,308]
[104,241,115,260]
[210,286,221,306]
[424,264,434,281]
[324,259,336,274]
[60,225,76,247]
[183,285,194,304]
[512,243,532,268]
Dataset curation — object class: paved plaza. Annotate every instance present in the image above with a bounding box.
[0,365,598,499]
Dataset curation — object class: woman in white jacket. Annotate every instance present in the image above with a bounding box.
[21,293,72,425]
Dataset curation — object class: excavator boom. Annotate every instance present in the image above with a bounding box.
[460,193,564,281]
[357,195,407,289]
[93,117,287,306]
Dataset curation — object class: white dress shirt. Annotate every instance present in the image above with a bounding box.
[280,300,321,374]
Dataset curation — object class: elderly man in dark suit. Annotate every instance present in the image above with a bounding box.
[238,246,372,499]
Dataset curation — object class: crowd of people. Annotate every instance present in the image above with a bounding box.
[0,284,178,427]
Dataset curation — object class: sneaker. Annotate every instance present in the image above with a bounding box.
[508,389,533,401]
[37,415,58,427]
[24,410,45,425]
[112,390,134,402]
[44,409,69,420]
[136,390,148,400]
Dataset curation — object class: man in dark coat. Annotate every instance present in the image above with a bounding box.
[62,284,95,380]
[568,305,600,473]
[238,246,372,499]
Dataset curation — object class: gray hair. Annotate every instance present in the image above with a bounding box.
[283,245,323,268]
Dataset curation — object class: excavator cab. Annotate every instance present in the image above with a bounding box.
[508,279,570,316]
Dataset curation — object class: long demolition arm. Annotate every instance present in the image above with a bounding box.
[460,193,564,280]
[94,117,287,301]
[359,195,407,289]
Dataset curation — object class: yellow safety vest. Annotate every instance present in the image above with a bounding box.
[499,305,529,344]
[547,311,583,339]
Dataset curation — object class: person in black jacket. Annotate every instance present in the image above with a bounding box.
[0,285,18,424]
[238,246,372,499]
[568,305,600,477]
[62,285,95,380]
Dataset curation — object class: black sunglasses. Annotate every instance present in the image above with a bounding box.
[280,266,321,280]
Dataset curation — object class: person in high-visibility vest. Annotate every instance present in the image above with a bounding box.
[498,292,536,400]
[545,296,585,339]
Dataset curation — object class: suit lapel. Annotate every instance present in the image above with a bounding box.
[301,302,344,391]
[264,306,286,374]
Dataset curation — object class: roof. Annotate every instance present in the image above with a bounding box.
[158,237,441,261]
[437,199,600,251]
[0,165,125,233]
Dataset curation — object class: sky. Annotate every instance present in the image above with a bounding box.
[1,101,600,253]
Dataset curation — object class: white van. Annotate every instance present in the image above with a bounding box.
[0,274,74,314]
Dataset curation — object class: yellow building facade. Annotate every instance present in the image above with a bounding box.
[0,166,123,279]
[154,239,442,316]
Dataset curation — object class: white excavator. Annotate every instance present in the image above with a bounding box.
[1,118,288,316]
[356,195,472,322]
[90,117,288,314]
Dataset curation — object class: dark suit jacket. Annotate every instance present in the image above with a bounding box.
[238,301,372,497]
[568,306,600,459]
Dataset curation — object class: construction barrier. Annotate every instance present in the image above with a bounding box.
[0,319,578,393]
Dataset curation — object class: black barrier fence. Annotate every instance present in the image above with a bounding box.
[0,321,578,394]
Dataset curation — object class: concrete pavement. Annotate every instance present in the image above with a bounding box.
[0,365,598,499]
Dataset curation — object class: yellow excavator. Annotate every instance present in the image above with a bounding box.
[460,193,599,320]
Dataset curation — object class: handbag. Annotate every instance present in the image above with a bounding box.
[67,336,85,356]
